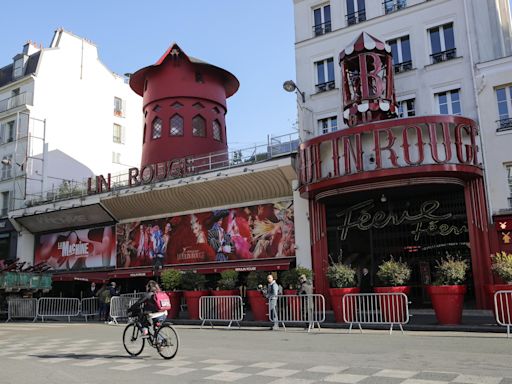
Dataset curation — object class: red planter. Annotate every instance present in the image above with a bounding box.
[329,287,360,323]
[183,290,209,320]
[165,291,182,319]
[486,284,512,322]
[374,286,411,323]
[212,289,239,320]
[247,290,268,321]
[427,285,467,325]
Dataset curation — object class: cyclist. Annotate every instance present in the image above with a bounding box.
[128,280,168,337]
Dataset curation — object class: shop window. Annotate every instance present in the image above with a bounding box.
[152,117,162,139]
[387,35,412,73]
[315,58,335,92]
[436,89,461,115]
[170,114,184,136]
[192,115,206,137]
[318,116,338,135]
[313,4,331,36]
[398,98,415,117]
[429,23,456,64]
[213,120,222,141]
[496,86,512,132]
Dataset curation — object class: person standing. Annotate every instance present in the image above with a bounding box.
[85,282,97,298]
[96,284,110,322]
[360,268,372,293]
[297,274,314,325]
[259,274,280,330]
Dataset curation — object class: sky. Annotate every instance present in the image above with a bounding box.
[0,0,297,150]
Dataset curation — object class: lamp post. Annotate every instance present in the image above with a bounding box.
[283,80,313,137]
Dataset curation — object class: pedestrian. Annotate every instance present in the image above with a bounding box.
[85,282,97,298]
[360,268,372,293]
[297,274,314,326]
[258,274,279,330]
[96,284,110,322]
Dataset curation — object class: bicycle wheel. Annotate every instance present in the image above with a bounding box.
[155,324,179,359]
[123,323,145,356]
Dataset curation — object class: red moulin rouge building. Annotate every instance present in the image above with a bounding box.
[299,33,493,309]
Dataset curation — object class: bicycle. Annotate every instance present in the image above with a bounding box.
[123,309,179,359]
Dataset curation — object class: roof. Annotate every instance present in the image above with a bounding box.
[129,43,239,97]
[339,32,391,61]
[0,51,40,88]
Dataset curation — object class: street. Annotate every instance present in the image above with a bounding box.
[0,323,511,383]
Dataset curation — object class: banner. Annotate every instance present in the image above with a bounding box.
[34,226,116,270]
[116,201,295,268]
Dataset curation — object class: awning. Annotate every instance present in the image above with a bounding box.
[52,270,111,283]
[166,257,294,274]
[109,267,154,279]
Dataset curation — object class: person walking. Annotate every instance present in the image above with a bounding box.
[259,274,280,330]
[297,274,314,326]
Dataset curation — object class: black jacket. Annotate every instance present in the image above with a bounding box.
[131,291,158,313]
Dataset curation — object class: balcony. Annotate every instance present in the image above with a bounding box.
[383,0,407,14]
[430,48,457,64]
[313,21,332,37]
[0,92,33,114]
[497,117,512,133]
[315,81,335,93]
[346,10,366,26]
[393,60,413,74]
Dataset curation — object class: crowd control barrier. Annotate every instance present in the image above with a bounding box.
[120,292,146,300]
[6,298,38,322]
[199,296,244,328]
[342,293,410,334]
[494,290,512,338]
[80,297,99,322]
[36,298,80,322]
[271,294,325,332]
[109,296,137,325]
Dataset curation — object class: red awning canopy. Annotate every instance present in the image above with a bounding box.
[168,257,294,274]
[52,271,111,283]
[109,268,154,279]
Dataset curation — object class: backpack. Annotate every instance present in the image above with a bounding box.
[153,291,171,311]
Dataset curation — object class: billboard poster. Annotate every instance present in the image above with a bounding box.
[116,201,295,268]
[34,226,116,270]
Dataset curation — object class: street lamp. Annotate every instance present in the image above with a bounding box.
[283,80,305,103]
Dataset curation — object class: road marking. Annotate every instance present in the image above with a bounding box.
[203,364,243,372]
[155,367,197,376]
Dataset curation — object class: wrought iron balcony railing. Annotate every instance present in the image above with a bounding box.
[313,21,332,37]
[0,92,33,114]
[383,0,407,14]
[430,48,457,64]
[346,10,366,26]
[315,81,335,93]
[393,60,413,73]
[497,117,512,132]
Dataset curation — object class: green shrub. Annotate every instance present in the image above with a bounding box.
[160,268,182,291]
[181,271,207,291]
[327,263,356,288]
[433,256,468,286]
[376,257,411,287]
[281,266,313,290]
[217,270,239,290]
[492,252,512,283]
[246,271,268,290]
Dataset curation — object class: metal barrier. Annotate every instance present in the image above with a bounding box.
[271,294,325,332]
[120,292,146,300]
[199,296,244,328]
[342,293,410,334]
[494,290,512,338]
[6,298,38,322]
[37,298,80,322]
[80,297,99,322]
[109,296,137,325]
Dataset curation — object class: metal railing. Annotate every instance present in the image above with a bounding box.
[80,297,99,322]
[36,298,80,322]
[199,296,244,328]
[25,131,299,208]
[315,81,335,93]
[120,292,146,300]
[393,60,413,74]
[109,296,137,325]
[496,117,512,132]
[346,10,366,26]
[313,21,332,36]
[272,294,325,332]
[383,0,407,14]
[430,48,457,64]
[494,290,512,338]
[342,293,410,334]
[6,298,38,322]
[0,92,33,114]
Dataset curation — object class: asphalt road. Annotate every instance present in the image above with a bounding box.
[0,322,511,384]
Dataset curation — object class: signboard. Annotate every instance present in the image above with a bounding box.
[34,226,116,270]
[116,201,295,269]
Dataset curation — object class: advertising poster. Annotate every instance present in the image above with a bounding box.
[116,201,295,268]
[34,226,116,270]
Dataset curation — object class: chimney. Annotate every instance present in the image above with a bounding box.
[23,40,41,56]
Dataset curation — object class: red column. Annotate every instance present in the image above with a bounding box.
[309,199,330,307]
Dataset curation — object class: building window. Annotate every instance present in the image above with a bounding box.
[387,36,412,73]
[152,117,162,139]
[436,89,461,115]
[192,115,206,137]
[114,97,124,116]
[112,152,121,164]
[113,124,124,144]
[13,58,23,78]
[318,116,338,135]
[1,155,12,180]
[212,120,222,141]
[170,114,184,136]
[315,58,335,92]
[172,102,183,109]
[398,98,416,117]
[1,121,15,143]
[496,86,512,132]
[313,4,331,36]
[152,105,161,112]
[383,0,406,14]
[1,191,9,216]
[346,0,366,25]
[429,23,456,64]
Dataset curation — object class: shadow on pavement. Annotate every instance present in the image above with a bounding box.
[31,354,139,360]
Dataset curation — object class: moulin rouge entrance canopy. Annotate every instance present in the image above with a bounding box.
[299,32,492,309]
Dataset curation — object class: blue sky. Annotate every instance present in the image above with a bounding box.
[0,1,297,149]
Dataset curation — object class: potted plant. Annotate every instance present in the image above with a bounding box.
[427,256,468,325]
[160,268,182,319]
[374,257,412,322]
[326,263,359,323]
[213,270,239,296]
[181,271,208,320]
[246,271,268,321]
[281,266,313,294]
[488,252,512,320]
